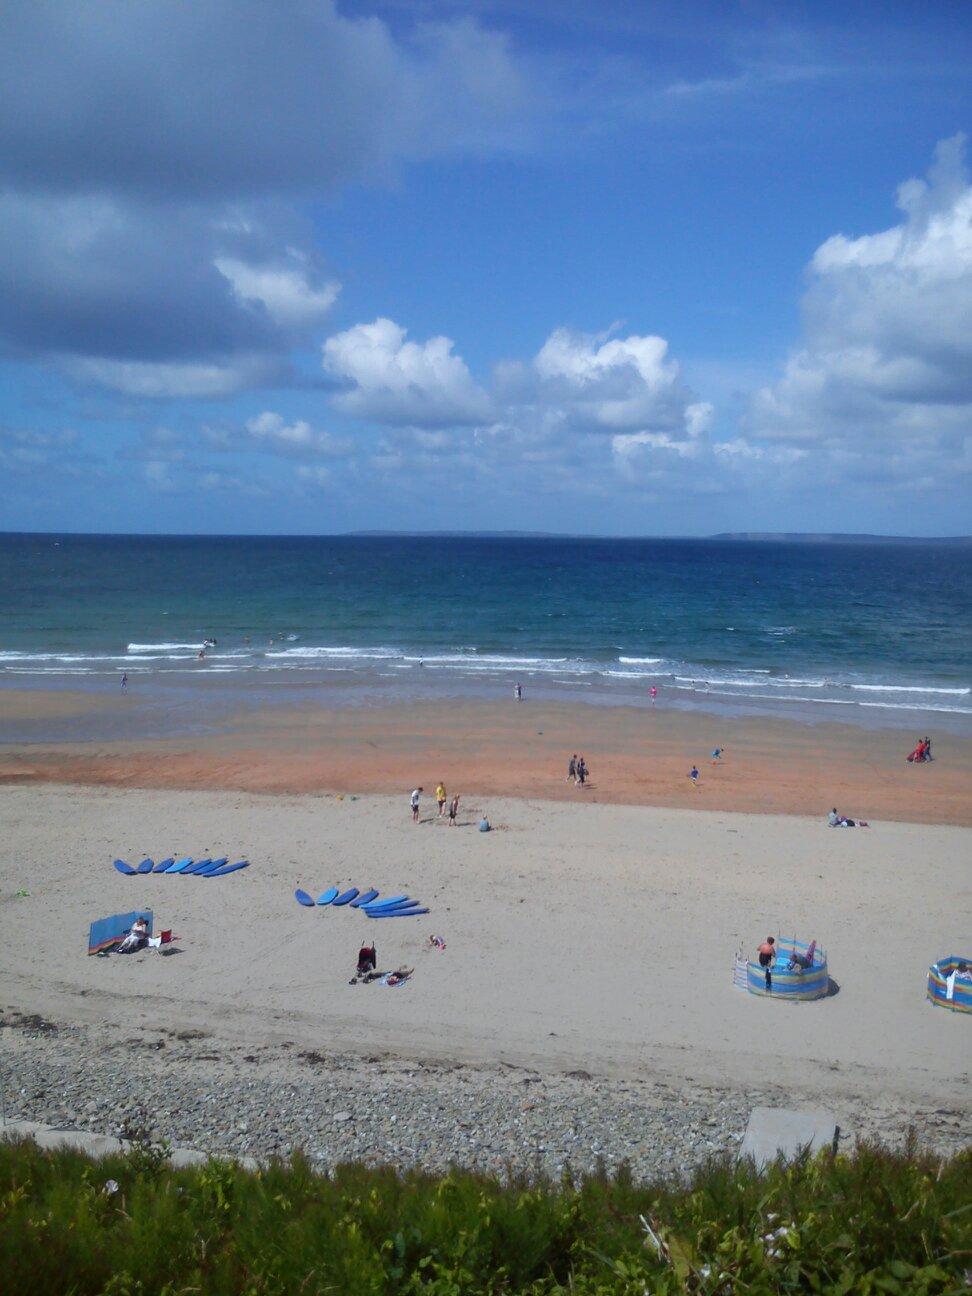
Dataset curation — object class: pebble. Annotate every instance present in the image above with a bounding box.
[1,1013,967,1179]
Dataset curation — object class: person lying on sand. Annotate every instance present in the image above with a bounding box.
[384,967,414,987]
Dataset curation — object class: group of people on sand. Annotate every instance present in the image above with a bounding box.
[351,942,413,986]
[755,935,817,989]
[411,785,490,830]
[907,736,934,763]
[566,754,589,785]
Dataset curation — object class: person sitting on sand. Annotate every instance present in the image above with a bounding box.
[757,936,776,990]
[118,916,149,953]
[828,807,869,828]
[479,814,491,832]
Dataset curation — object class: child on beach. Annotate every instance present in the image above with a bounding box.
[448,792,460,825]
[688,765,700,789]
[410,787,422,822]
[711,747,723,765]
[436,783,447,817]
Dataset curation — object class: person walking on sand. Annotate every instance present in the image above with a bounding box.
[567,753,577,784]
[650,685,657,704]
[436,783,447,817]
[410,787,423,823]
[577,755,587,786]
[448,792,460,826]
[688,765,700,789]
[121,672,128,692]
[710,747,724,765]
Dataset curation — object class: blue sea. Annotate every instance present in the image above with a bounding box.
[1,533,970,733]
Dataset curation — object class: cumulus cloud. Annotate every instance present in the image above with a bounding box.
[244,410,350,457]
[323,318,493,427]
[746,135,972,482]
[0,2,536,395]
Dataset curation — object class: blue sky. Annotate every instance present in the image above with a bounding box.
[0,0,969,535]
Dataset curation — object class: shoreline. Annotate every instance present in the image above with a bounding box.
[2,690,970,825]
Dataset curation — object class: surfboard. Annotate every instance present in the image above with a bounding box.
[316,886,339,905]
[184,858,212,875]
[153,857,174,873]
[349,888,379,907]
[207,859,249,877]
[136,858,154,874]
[197,857,228,876]
[364,899,422,914]
[361,894,407,910]
[166,857,194,873]
[113,859,136,875]
[332,887,360,906]
[367,907,429,918]
[295,889,315,907]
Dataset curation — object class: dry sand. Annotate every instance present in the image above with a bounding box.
[1,783,969,1124]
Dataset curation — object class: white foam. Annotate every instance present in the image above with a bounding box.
[618,656,664,665]
[850,683,969,695]
[127,642,203,653]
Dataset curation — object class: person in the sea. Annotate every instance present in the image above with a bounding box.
[410,787,422,823]
[515,682,522,701]
[448,792,460,826]
[650,685,657,703]
[121,672,128,691]
[567,753,577,784]
[436,782,447,817]
[757,936,776,990]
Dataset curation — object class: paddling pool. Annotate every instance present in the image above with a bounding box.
[746,937,830,1001]
[927,956,972,1013]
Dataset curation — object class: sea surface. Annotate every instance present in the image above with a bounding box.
[1,533,970,734]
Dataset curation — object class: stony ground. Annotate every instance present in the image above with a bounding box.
[1,1010,967,1180]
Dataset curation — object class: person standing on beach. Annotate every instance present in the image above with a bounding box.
[436,783,447,817]
[567,754,577,783]
[688,765,700,789]
[448,792,460,825]
[577,756,587,786]
[515,682,522,701]
[410,787,422,822]
[121,672,128,691]
[650,685,657,704]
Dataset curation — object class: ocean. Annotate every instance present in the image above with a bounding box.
[1,533,970,732]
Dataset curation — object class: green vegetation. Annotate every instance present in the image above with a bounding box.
[0,1135,968,1294]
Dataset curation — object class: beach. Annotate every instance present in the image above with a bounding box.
[1,771,969,1173]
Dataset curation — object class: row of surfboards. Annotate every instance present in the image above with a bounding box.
[295,887,428,918]
[113,857,249,878]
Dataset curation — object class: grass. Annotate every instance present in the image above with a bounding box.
[0,1134,968,1294]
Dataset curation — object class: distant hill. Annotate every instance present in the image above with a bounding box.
[710,532,972,545]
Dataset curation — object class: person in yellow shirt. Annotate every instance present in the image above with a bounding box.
[436,783,447,817]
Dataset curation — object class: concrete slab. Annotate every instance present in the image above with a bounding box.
[740,1106,839,1170]
[1,1120,259,1171]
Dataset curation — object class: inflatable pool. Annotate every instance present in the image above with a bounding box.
[740,937,830,1001]
[927,956,972,1013]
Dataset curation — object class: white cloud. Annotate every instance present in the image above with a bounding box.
[215,256,339,328]
[746,135,972,482]
[323,318,492,427]
[66,355,275,399]
[245,410,350,457]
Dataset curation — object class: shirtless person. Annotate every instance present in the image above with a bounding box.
[757,936,776,990]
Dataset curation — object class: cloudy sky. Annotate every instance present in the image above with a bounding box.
[1,0,970,535]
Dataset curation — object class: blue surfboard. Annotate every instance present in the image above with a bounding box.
[367,907,430,919]
[332,887,359,906]
[349,888,379,907]
[317,886,339,905]
[153,857,174,873]
[207,859,249,878]
[136,858,154,874]
[197,857,228,876]
[113,859,136,875]
[365,899,422,914]
[166,856,194,873]
[295,889,315,907]
[184,857,212,875]
[362,894,407,910]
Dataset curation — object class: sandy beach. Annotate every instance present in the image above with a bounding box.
[1,777,969,1169]
[2,689,971,825]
